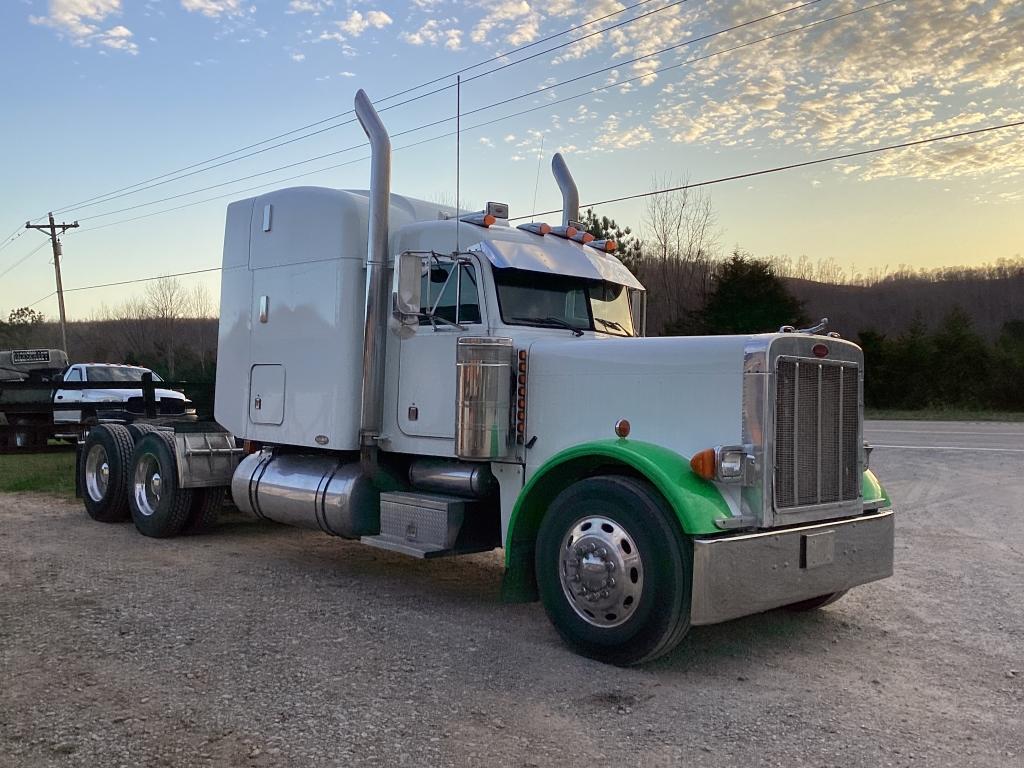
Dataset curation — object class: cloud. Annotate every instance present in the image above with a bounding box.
[400,18,463,50]
[336,9,392,37]
[470,0,534,45]
[479,136,494,147]
[179,0,243,17]
[29,0,138,54]
[290,51,305,62]
[286,0,333,14]
[538,0,1024,182]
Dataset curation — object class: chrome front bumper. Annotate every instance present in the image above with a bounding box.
[690,508,894,626]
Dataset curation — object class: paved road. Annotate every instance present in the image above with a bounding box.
[1,420,1022,767]
[867,419,1024,453]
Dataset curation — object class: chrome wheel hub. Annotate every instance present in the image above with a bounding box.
[133,454,163,517]
[559,515,644,628]
[84,444,109,502]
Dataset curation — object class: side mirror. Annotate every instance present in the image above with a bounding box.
[52,373,63,384]
[393,251,422,319]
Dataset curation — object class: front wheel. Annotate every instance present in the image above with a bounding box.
[785,590,848,612]
[535,475,692,666]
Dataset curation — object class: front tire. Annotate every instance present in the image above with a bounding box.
[535,475,692,666]
[129,431,193,538]
[80,424,134,523]
[785,590,848,612]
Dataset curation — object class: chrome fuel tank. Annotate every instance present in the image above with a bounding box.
[232,451,379,538]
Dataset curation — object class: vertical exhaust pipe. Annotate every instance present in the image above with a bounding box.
[354,89,391,468]
[551,152,579,229]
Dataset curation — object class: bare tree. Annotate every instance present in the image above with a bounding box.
[639,175,721,334]
[185,283,215,375]
[145,277,185,378]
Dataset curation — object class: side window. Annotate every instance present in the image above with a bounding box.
[420,262,481,325]
[64,367,82,382]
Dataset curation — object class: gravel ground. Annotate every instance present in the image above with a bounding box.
[1,421,1022,767]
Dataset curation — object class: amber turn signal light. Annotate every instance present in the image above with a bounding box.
[690,448,716,480]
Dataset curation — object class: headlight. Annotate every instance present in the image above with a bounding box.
[690,445,755,485]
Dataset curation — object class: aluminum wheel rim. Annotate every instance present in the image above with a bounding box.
[559,515,644,628]
[84,444,110,502]
[133,453,163,517]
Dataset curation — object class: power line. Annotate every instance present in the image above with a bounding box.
[29,291,56,308]
[47,0,666,217]
[76,0,891,232]
[63,266,223,293]
[44,119,1024,300]
[511,120,1024,220]
[74,0,838,225]
[49,0,693,218]
[0,224,26,253]
[0,241,49,281]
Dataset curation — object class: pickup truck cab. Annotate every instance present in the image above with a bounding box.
[55,364,189,425]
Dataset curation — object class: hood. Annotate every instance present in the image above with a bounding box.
[523,334,760,477]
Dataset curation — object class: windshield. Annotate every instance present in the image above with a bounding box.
[493,268,636,336]
[86,366,162,383]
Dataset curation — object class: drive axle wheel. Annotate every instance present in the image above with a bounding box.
[80,424,134,523]
[536,475,692,666]
[129,431,192,538]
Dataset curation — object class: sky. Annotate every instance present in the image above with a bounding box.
[0,0,1022,320]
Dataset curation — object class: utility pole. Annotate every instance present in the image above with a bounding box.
[26,212,78,354]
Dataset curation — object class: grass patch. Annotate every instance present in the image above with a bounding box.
[867,408,1024,422]
[0,452,77,496]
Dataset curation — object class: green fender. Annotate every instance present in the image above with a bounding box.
[499,438,892,602]
[500,439,729,601]
[862,468,891,508]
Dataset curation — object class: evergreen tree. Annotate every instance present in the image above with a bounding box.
[686,252,806,335]
[580,207,643,274]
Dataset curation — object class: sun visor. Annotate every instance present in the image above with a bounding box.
[473,237,644,290]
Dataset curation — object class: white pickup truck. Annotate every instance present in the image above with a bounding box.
[55,364,189,425]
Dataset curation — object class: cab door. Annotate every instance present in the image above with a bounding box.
[397,257,484,439]
[54,366,83,424]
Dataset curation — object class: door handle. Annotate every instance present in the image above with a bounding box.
[57,395,63,400]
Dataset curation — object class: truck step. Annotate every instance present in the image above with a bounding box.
[360,491,486,559]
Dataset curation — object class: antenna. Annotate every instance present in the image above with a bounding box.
[531,134,545,223]
[455,74,461,254]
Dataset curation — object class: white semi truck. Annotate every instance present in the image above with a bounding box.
[77,90,893,665]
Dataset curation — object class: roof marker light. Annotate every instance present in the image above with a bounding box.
[571,230,596,244]
[461,212,496,228]
[586,239,617,253]
[549,225,578,239]
[516,222,552,236]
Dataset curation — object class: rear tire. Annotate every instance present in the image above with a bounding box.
[785,590,848,612]
[129,431,192,538]
[535,475,692,666]
[80,424,134,523]
[185,487,225,534]
[126,423,162,442]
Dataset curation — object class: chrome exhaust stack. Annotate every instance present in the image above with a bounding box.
[354,89,391,470]
[551,152,580,229]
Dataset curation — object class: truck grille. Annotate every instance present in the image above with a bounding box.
[774,358,859,509]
